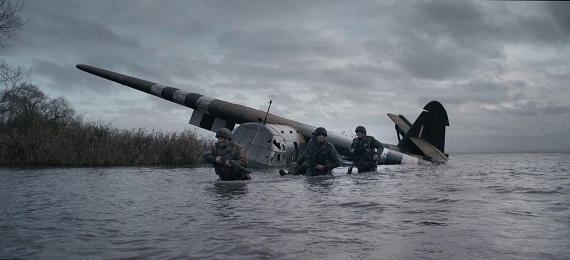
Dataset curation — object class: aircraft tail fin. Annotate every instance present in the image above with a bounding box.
[387,113,412,141]
[389,101,449,163]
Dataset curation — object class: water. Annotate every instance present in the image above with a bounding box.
[1,153,569,260]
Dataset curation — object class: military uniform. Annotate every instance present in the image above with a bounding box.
[204,128,250,181]
[294,127,340,176]
[350,126,383,173]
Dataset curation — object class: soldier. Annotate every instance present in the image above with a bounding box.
[290,127,340,176]
[349,126,384,173]
[204,128,251,181]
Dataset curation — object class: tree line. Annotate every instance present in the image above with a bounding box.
[0,0,212,166]
[0,84,212,166]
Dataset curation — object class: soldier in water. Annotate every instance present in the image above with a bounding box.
[204,128,251,181]
[289,127,341,176]
[350,126,384,173]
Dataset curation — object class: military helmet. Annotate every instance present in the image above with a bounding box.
[355,125,367,134]
[314,127,327,137]
[215,128,233,140]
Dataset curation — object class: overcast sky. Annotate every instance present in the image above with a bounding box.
[5,0,570,153]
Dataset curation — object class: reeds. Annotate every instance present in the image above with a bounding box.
[0,119,212,166]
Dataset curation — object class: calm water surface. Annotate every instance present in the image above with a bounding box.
[1,153,569,259]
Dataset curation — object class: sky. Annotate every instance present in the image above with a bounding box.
[4,0,570,153]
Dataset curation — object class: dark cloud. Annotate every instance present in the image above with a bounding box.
[545,2,570,33]
[3,0,569,153]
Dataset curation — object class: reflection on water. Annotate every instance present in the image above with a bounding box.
[211,181,249,198]
[1,153,569,260]
[306,175,336,187]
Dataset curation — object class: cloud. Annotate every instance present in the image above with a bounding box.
[3,0,570,153]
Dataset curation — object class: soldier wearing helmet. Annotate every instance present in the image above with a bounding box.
[204,128,250,181]
[289,127,340,176]
[349,126,384,173]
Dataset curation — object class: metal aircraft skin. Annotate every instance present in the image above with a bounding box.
[76,64,450,169]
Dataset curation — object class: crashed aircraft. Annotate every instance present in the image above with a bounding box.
[76,64,449,168]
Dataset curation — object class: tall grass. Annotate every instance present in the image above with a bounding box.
[0,119,212,166]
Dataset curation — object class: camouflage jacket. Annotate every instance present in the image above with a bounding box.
[296,140,340,176]
[350,135,383,170]
[203,141,248,181]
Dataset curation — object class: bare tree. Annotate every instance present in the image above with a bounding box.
[0,59,27,99]
[0,0,27,118]
[0,0,25,52]
[1,84,46,123]
[47,96,75,122]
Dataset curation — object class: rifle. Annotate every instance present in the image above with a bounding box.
[221,156,252,180]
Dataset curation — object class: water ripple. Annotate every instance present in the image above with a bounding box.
[1,153,569,259]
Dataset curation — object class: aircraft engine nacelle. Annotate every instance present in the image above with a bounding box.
[232,123,307,168]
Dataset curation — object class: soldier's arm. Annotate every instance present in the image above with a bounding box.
[349,139,356,154]
[235,147,248,167]
[372,137,384,154]
[324,145,341,171]
[295,152,306,165]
